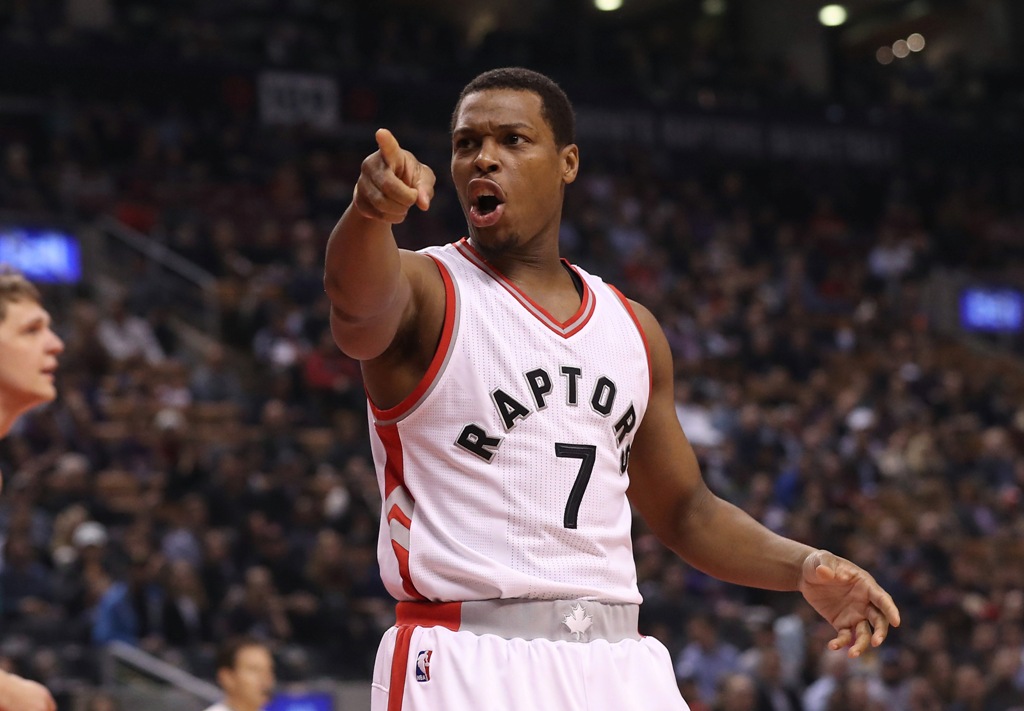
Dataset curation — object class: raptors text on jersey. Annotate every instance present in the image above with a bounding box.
[368,239,652,604]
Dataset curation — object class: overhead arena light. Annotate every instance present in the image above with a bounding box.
[818,4,848,27]
[594,0,623,11]
[702,0,727,16]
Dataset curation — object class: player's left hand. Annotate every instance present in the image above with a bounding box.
[798,549,901,658]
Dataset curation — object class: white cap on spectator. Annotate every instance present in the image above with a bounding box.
[847,406,876,432]
[72,521,108,548]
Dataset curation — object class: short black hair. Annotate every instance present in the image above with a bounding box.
[451,67,576,147]
[215,637,267,672]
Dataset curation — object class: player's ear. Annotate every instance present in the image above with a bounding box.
[560,144,579,185]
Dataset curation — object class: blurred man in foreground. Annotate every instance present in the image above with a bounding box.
[0,267,63,711]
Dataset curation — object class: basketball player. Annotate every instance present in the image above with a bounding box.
[0,268,62,711]
[202,638,276,711]
[323,68,901,710]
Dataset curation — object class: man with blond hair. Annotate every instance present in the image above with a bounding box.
[0,266,64,711]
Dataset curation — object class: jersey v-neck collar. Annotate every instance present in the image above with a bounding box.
[454,237,595,338]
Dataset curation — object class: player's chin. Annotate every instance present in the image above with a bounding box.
[34,382,58,403]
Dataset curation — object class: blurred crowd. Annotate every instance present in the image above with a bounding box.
[2,2,1024,711]
[3,0,1022,119]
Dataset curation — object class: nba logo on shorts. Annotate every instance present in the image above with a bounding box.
[415,650,432,682]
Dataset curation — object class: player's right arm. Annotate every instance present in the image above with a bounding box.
[0,671,57,711]
[324,129,441,368]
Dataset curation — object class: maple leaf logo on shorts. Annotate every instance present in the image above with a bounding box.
[562,603,593,641]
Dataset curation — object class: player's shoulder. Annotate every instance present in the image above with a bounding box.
[564,263,658,328]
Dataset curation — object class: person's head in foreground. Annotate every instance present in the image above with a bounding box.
[0,267,64,438]
[214,637,276,711]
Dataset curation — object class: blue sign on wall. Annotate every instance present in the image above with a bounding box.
[960,287,1024,333]
[264,692,333,711]
[0,228,82,283]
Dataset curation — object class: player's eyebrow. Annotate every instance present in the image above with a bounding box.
[17,314,48,333]
[453,122,534,135]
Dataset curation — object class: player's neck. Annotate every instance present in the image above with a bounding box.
[469,236,565,286]
[0,403,17,438]
[0,391,37,438]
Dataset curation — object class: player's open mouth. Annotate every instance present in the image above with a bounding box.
[468,179,506,228]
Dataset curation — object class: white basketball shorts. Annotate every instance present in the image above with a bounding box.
[371,600,690,711]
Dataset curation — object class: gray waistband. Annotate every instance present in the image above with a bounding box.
[396,599,641,643]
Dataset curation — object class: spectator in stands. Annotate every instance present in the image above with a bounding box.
[0,530,58,629]
[751,648,803,711]
[83,690,122,711]
[823,676,886,711]
[801,651,850,711]
[90,550,165,648]
[189,343,245,405]
[676,615,742,704]
[715,673,759,711]
[983,646,1024,710]
[203,637,275,711]
[160,559,213,648]
[96,294,165,365]
[947,663,986,711]
[220,566,292,642]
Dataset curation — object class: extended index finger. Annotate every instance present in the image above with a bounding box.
[375,128,403,169]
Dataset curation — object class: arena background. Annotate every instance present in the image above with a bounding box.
[1,0,1023,709]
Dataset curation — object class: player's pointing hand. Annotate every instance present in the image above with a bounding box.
[353,128,435,224]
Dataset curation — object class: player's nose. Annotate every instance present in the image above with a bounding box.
[48,330,65,354]
[473,139,500,173]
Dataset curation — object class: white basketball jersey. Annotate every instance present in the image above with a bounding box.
[369,238,651,604]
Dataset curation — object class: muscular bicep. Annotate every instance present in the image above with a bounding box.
[625,301,710,549]
[329,249,442,362]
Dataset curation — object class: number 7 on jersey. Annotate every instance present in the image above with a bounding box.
[555,443,597,529]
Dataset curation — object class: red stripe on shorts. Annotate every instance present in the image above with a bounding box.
[388,625,415,711]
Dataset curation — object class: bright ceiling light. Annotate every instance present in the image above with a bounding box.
[818,4,848,27]
[907,33,926,52]
[892,38,910,58]
[702,0,727,16]
[594,0,623,10]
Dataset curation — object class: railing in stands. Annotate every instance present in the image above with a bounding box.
[100,641,221,711]
[88,215,221,338]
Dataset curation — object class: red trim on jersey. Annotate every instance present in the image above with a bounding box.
[389,503,413,530]
[455,238,595,338]
[609,285,653,399]
[368,256,457,422]
[388,625,415,711]
[377,423,405,500]
[376,423,427,601]
[391,541,426,600]
[395,601,463,631]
